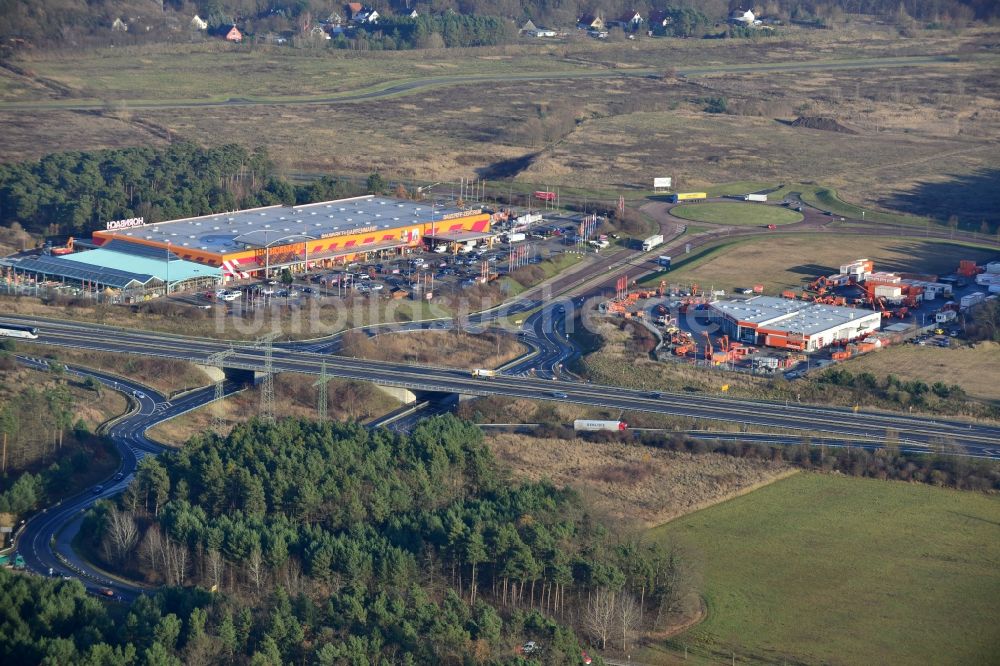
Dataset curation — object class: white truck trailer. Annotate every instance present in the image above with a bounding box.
[642,234,664,252]
[745,193,768,202]
[573,419,628,432]
[472,369,497,378]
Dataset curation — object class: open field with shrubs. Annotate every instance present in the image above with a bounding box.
[339,329,526,369]
[146,373,399,445]
[640,236,997,294]
[1,28,998,227]
[670,202,802,226]
[488,433,793,528]
[648,473,1000,665]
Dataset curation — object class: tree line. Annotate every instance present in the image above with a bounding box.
[0,144,361,238]
[4,0,996,52]
[0,354,108,519]
[78,415,694,663]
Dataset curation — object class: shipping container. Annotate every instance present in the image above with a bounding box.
[934,310,957,324]
[668,192,708,203]
[960,292,986,309]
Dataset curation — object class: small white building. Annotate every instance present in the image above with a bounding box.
[190,15,208,30]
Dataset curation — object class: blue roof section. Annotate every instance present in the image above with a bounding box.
[63,248,221,283]
[3,254,154,289]
[101,239,182,261]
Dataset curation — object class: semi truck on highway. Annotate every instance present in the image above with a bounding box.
[573,419,628,432]
[745,193,768,202]
[506,233,526,243]
[642,234,664,252]
[472,369,497,378]
[668,192,708,203]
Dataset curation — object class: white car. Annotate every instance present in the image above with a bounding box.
[433,245,448,253]
[369,283,384,291]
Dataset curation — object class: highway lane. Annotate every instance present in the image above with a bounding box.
[5,316,999,455]
[12,356,241,599]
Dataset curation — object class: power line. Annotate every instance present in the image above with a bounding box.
[206,349,235,435]
[256,332,280,423]
[313,360,332,421]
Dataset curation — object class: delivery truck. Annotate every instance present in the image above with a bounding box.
[668,192,708,203]
[472,369,497,378]
[506,232,526,243]
[745,193,768,202]
[573,419,628,432]
[642,234,664,252]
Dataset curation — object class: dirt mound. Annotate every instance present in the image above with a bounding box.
[789,116,858,134]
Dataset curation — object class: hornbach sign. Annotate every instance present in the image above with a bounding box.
[106,217,145,231]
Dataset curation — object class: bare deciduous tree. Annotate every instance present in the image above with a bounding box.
[103,506,139,564]
[618,591,641,653]
[584,587,616,650]
[207,548,224,591]
[246,546,266,598]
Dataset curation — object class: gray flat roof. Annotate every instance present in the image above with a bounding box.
[104,196,470,255]
[712,296,880,336]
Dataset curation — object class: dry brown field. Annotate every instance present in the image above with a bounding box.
[839,341,1000,402]
[487,433,793,528]
[1,24,997,223]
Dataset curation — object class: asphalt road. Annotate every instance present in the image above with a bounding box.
[12,356,241,599]
[5,316,999,456]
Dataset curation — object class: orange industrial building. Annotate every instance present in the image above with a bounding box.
[710,296,882,352]
[92,195,492,281]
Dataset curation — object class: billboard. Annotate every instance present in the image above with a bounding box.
[653,177,672,189]
[106,217,145,231]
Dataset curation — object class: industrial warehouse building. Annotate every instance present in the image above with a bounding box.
[91,195,492,281]
[710,296,882,351]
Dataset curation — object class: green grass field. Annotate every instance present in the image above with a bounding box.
[671,202,803,226]
[646,473,1000,665]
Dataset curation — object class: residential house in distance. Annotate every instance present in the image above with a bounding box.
[729,8,755,25]
[404,9,419,18]
[577,14,605,31]
[610,10,643,30]
[310,24,331,40]
[647,9,669,30]
[346,3,379,24]
[190,15,208,30]
[111,17,128,32]
[520,19,556,37]
[225,25,243,42]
